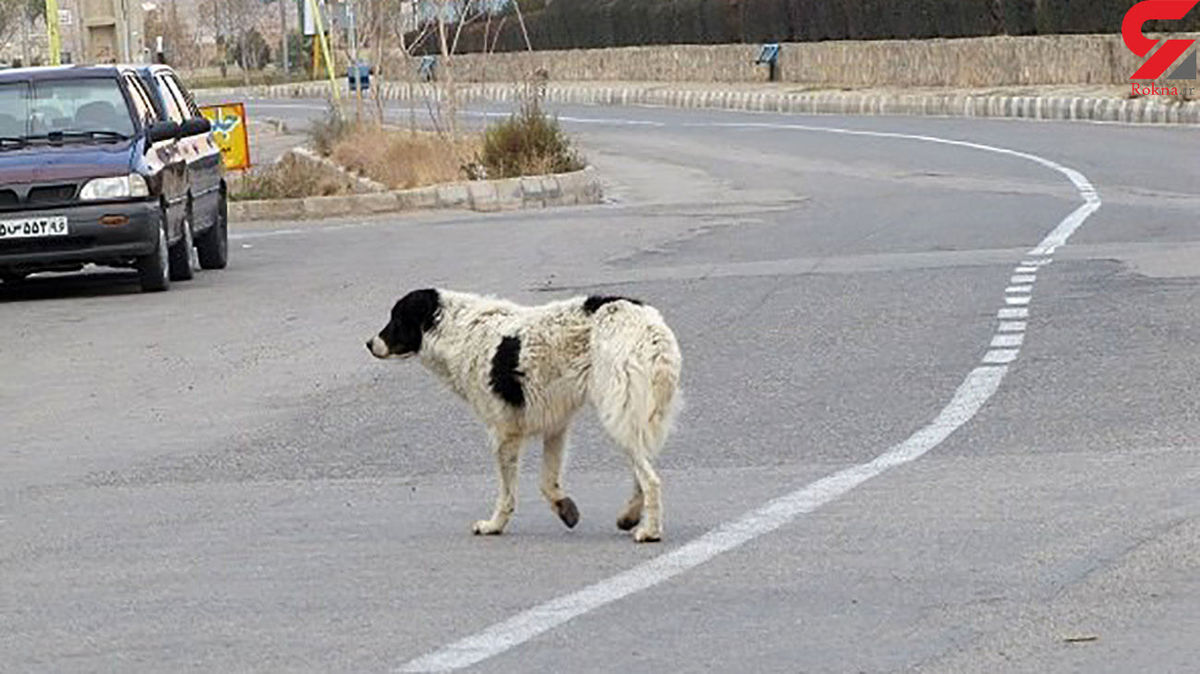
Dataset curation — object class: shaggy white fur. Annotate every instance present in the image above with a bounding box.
[368,289,682,543]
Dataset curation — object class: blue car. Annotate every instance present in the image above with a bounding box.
[0,65,228,292]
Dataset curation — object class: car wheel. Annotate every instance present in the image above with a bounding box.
[168,209,197,282]
[136,214,171,293]
[197,193,229,270]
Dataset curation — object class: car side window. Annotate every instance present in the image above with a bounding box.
[155,75,188,123]
[122,75,156,127]
[165,74,201,118]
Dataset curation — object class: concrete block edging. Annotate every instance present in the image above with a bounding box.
[230,165,602,222]
[209,80,1200,126]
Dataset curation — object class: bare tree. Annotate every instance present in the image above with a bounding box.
[145,1,203,68]
[200,0,266,84]
[0,0,22,52]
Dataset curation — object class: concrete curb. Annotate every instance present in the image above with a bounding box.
[230,166,602,222]
[215,81,1200,125]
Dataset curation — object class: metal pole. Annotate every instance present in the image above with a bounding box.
[307,0,341,111]
[46,0,62,65]
[120,0,132,62]
[348,0,362,115]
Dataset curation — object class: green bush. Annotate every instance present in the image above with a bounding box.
[479,103,584,179]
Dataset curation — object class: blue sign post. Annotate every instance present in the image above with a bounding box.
[756,43,781,82]
[348,62,371,92]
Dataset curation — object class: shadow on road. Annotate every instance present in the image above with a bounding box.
[0,271,145,302]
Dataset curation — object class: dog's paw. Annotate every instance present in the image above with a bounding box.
[616,514,640,531]
[472,520,505,536]
[554,497,580,529]
[632,525,662,543]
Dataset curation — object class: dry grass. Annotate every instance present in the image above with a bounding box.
[230,154,352,201]
[330,126,481,190]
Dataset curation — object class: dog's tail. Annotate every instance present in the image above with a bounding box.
[587,299,682,454]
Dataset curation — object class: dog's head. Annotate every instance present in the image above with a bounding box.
[367,288,441,360]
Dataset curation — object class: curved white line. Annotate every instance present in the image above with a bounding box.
[392,120,1103,673]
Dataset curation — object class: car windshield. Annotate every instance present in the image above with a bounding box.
[0,78,135,141]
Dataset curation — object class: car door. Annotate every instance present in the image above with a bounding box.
[157,70,223,235]
[122,72,186,243]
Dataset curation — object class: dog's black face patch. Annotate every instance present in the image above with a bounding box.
[378,288,441,356]
[489,335,525,407]
[583,295,644,314]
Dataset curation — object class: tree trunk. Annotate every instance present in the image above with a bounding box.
[240,31,250,85]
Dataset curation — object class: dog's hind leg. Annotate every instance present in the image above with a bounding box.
[540,429,580,529]
[473,432,523,536]
[625,449,663,543]
[616,480,643,532]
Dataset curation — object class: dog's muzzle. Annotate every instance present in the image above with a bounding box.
[367,336,390,359]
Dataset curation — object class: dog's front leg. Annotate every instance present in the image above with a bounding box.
[473,432,523,536]
[541,429,580,529]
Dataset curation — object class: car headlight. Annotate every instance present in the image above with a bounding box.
[79,174,150,201]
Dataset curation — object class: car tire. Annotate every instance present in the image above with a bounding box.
[136,214,171,293]
[168,208,197,282]
[197,192,229,270]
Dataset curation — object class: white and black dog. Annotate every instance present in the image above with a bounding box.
[367,289,682,543]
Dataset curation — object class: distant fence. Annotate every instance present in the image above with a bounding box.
[444,0,1200,53]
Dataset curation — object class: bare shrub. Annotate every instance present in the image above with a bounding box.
[331,125,481,189]
[231,155,352,201]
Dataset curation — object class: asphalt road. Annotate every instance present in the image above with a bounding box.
[3,98,1199,673]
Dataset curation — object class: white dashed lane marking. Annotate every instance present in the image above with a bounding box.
[991,334,1025,348]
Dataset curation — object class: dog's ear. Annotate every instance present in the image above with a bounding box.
[398,288,441,333]
[386,288,441,354]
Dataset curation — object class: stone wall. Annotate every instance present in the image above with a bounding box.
[403,34,1198,88]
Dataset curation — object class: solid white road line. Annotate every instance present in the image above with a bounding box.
[396,120,1102,672]
[398,365,1008,673]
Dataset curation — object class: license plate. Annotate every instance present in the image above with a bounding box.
[0,216,69,240]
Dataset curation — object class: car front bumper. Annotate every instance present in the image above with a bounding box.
[0,201,160,273]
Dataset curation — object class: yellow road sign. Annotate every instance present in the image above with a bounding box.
[199,103,251,171]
